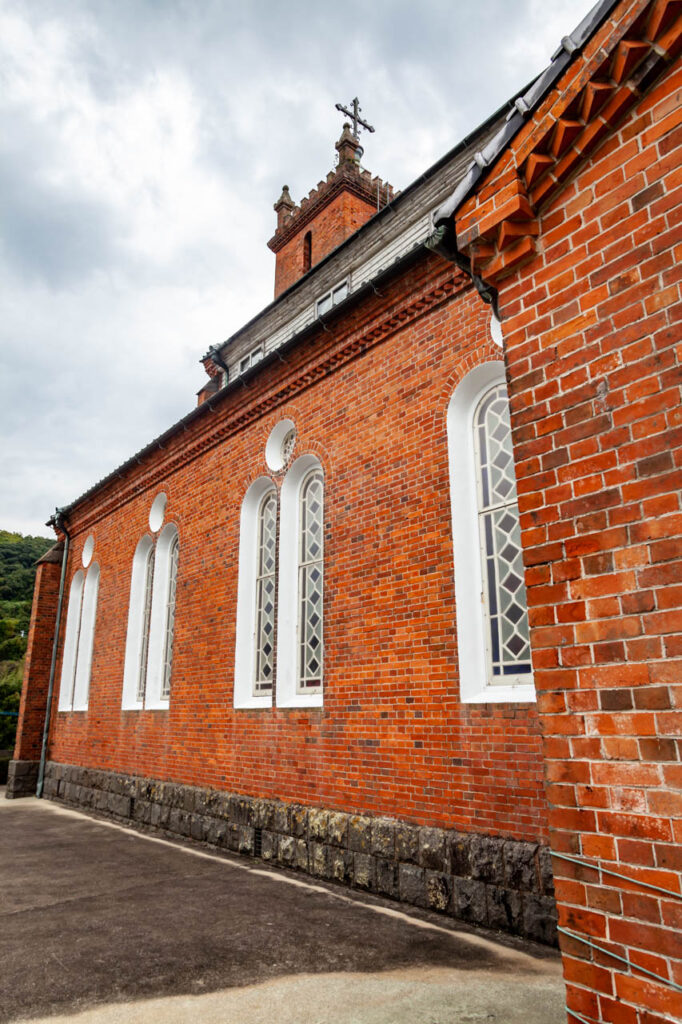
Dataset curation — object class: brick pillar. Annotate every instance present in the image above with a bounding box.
[7,543,62,798]
[494,57,682,1024]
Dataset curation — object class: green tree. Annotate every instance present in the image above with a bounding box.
[0,530,54,750]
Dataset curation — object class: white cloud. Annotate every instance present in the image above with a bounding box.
[0,0,598,536]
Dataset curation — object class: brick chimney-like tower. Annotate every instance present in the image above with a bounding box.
[268,124,395,299]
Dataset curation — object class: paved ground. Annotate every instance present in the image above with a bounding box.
[1,793,565,1024]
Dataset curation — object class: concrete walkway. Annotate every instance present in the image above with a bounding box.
[1,794,565,1024]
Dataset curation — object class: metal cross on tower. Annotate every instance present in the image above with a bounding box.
[334,97,375,139]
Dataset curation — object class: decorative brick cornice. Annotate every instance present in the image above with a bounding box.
[455,0,681,284]
[68,263,470,534]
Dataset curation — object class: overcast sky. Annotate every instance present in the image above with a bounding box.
[1,0,596,537]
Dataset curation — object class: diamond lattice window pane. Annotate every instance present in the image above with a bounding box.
[161,536,179,699]
[298,469,324,693]
[254,491,277,694]
[475,384,531,682]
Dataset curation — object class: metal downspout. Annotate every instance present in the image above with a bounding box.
[36,509,70,799]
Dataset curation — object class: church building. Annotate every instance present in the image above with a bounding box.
[10,2,681,1022]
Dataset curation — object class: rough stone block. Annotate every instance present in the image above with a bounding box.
[330,848,354,884]
[194,789,216,817]
[503,841,539,892]
[452,878,487,927]
[182,787,197,813]
[308,809,329,843]
[169,808,190,836]
[165,784,184,809]
[290,805,308,838]
[42,778,59,799]
[348,815,371,852]
[109,794,131,819]
[205,819,226,847]
[538,846,554,896]
[226,823,240,852]
[190,814,207,842]
[253,799,276,830]
[6,760,39,798]
[399,863,426,907]
[419,827,446,871]
[213,792,232,821]
[426,871,452,912]
[132,798,152,824]
[449,832,472,877]
[470,835,505,885]
[94,789,109,812]
[327,811,349,847]
[121,776,138,799]
[238,825,255,856]
[522,894,558,946]
[310,841,330,878]
[229,795,248,824]
[353,852,375,891]
[260,830,278,862]
[376,859,399,899]
[487,885,522,934]
[370,818,395,858]
[150,802,170,830]
[295,839,309,871]
[278,835,296,866]
[395,823,420,864]
[273,802,289,834]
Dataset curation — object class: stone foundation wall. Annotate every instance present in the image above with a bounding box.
[43,761,557,945]
[6,759,40,797]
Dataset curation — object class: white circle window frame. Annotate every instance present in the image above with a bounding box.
[81,534,95,568]
[265,419,297,473]
[149,492,168,533]
[490,313,503,349]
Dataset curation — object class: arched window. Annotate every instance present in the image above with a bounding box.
[277,454,324,708]
[303,231,312,273]
[448,361,534,703]
[58,570,84,711]
[137,544,155,702]
[254,490,277,695]
[234,478,277,709]
[58,561,100,712]
[122,521,179,711]
[122,535,154,710]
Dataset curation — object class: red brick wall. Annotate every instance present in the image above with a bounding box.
[274,189,376,298]
[46,258,549,843]
[479,53,681,1024]
[14,558,61,761]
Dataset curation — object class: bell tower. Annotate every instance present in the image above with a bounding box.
[268,107,394,299]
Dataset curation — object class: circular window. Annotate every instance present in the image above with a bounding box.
[265,419,296,472]
[490,313,503,349]
[149,492,167,532]
[81,534,95,568]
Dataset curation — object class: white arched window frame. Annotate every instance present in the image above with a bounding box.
[277,454,324,708]
[122,535,155,710]
[447,361,535,703]
[234,477,276,709]
[58,570,84,711]
[58,563,100,712]
[144,522,179,710]
[72,563,100,711]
